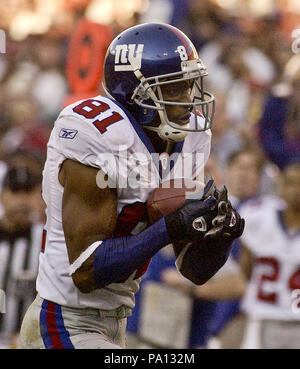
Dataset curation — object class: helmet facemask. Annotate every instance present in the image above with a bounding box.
[131,59,215,142]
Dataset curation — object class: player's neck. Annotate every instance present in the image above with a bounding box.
[282,207,300,231]
[143,128,175,154]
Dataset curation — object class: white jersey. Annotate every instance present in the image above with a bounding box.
[37,95,211,310]
[240,196,300,320]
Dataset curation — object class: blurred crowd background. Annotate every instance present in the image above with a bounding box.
[0,0,299,349]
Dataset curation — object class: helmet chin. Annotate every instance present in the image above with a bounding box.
[144,121,188,142]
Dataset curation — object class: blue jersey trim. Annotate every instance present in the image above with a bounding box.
[108,98,185,178]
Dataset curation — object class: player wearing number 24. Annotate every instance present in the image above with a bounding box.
[20,23,244,349]
[238,161,300,349]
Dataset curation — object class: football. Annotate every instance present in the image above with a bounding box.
[147,178,205,224]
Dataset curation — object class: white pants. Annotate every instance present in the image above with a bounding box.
[241,318,300,349]
[19,294,130,349]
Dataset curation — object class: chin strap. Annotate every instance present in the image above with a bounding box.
[143,121,188,142]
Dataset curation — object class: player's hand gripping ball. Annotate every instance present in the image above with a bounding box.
[147,177,244,242]
[147,177,219,241]
[147,178,207,224]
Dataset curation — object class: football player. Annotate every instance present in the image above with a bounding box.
[239,161,300,348]
[20,23,244,349]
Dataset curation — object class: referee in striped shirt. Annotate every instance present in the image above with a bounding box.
[0,165,43,348]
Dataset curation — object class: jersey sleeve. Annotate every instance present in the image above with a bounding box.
[53,96,135,179]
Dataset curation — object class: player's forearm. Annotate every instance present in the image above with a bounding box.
[93,218,171,288]
[71,195,220,292]
[70,217,171,292]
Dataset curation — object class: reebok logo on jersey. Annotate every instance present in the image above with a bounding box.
[59,128,78,139]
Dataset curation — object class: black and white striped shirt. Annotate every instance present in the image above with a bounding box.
[0,223,43,334]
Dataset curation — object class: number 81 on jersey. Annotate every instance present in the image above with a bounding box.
[73,99,123,134]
